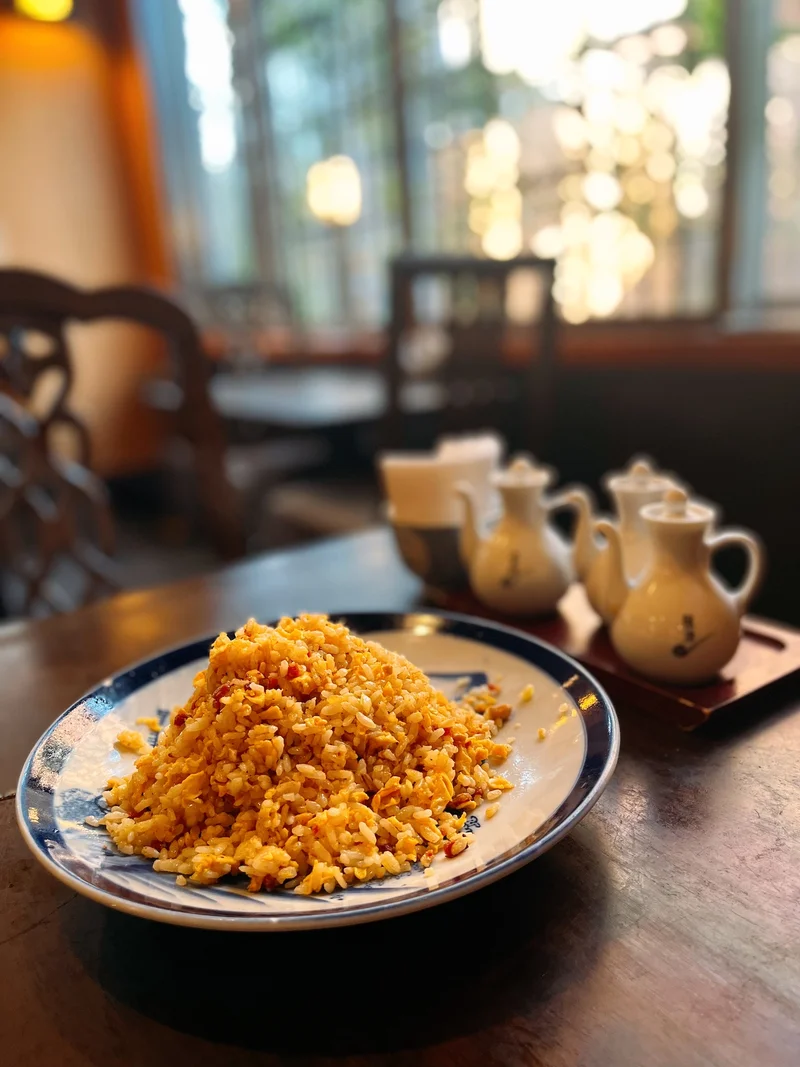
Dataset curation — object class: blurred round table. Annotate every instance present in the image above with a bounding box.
[145,367,445,429]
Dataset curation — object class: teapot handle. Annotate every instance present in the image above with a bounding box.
[705,528,765,615]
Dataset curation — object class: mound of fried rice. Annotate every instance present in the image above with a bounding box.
[99,615,513,895]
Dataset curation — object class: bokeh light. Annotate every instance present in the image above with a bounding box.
[583,171,623,210]
[462,0,727,319]
[766,96,795,126]
[437,0,475,69]
[674,177,709,219]
[14,0,73,20]
[307,156,362,226]
[531,225,565,258]
[482,218,523,259]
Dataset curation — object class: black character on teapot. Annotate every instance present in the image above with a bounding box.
[672,614,712,658]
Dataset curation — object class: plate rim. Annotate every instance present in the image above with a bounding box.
[16,610,620,931]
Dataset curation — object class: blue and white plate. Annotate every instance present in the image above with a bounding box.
[17,612,619,931]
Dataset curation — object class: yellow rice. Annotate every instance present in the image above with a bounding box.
[100,615,513,895]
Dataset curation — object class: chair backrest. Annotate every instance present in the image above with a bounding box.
[385,254,558,454]
[0,270,244,578]
[0,391,117,615]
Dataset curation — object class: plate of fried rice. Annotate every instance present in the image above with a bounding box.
[17,611,618,930]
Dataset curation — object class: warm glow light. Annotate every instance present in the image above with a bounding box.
[674,178,709,219]
[615,134,642,165]
[643,120,674,153]
[560,202,592,244]
[554,259,587,303]
[650,24,687,57]
[468,201,491,234]
[646,152,676,182]
[531,225,565,258]
[482,218,523,259]
[588,0,691,41]
[554,62,585,105]
[615,35,654,66]
[620,230,655,278]
[588,212,629,263]
[585,0,688,42]
[625,172,656,203]
[553,107,589,154]
[561,302,590,324]
[581,48,626,90]
[649,202,679,237]
[558,173,586,202]
[307,156,362,226]
[438,0,474,69]
[614,96,648,134]
[587,273,624,317]
[483,118,520,161]
[583,171,623,210]
[473,2,724,323]
[490,187,522,216]
[587,148,615,172]
[645,64,689,113]
[14,0,73,20]
[479,0,586,84]
[584,87,616,125]
[778,35,800,64]
[464,153,497,197]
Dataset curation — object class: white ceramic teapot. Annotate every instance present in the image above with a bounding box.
[568,457,680,624]
[457,456,579,616]
[597,488,765,685]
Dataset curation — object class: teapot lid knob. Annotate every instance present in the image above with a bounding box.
[664,487,688,515]
[493,453,552,488]
[630,459,654,477]
[510,455,535,474]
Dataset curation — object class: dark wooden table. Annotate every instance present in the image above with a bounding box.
[2,529,799,1066]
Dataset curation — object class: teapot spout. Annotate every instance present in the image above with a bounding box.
[592,519,631,623]
[566,488,598,579]
[456,482,482,567]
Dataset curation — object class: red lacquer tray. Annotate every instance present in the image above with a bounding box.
[434,584,800,729]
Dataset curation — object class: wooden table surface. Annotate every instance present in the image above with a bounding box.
[2,529,799,1066]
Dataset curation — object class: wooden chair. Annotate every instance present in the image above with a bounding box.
[0,269,245,576]
[0,391,117,615]
[268,255,561,542]
[385,254,559,455]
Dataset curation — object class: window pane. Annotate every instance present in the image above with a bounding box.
[137,0,729,327]
[260,0,402,326]
[135,0,256,288]
[764,0,800,302]
[403,0,728,322]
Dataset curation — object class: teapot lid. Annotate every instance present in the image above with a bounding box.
[605,456,674,495]
[492,454,552,489]
[641,487,716,526]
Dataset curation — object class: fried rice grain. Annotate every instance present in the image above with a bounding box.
[100,615,513,895]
